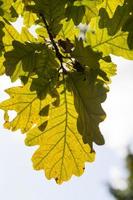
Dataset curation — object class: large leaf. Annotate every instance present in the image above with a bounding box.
[0,77,95,184]
[25,81,95,184]
[68,72,107,147]
[4,41,59,82]
[27,0,67,36]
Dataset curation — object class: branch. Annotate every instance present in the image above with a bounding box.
[39,13,66,72]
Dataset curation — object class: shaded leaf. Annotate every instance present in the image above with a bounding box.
[4,41,44,81]
[71,38,102,69]
[68,72,107,147]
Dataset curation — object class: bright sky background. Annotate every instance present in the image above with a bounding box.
[0,19,133,200]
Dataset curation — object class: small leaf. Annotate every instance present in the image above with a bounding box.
[0,80,51,133]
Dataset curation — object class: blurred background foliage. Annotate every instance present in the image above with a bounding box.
[109,149,133,200]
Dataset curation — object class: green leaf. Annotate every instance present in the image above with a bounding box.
[68,72,107,147]
[56,19,79,41]
[4,41,44,81]
[71,38,102,69]
[4,41,59,82]
[99,58,117,83]
[27,0,67,36]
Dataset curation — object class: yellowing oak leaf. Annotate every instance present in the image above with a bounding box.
[98,0,124,18]
[0,0,131,185]
[23,10,37,28]
[66,0,103,25]
[20,27,37,42]
[2,20,21,51]
[0,81,51,133]
[25,81,95,184]
[0,54,5,75]
[13,0,24,15]
[0,0,18,21]
[86,0,133,60]
[87,17,133,60]
[99,58,117,83]
[56,19,79,41]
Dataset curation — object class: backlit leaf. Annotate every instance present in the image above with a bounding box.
[0,81,51,132]
[25,81,95,184]
[86,17,133,60]
[0,0,133,184]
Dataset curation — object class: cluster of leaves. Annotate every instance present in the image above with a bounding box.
[0,0,133,184]
[99,0,133,49]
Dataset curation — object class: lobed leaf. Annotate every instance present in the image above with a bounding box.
[68,72,108,147]
[87,17,133,60]
[25,81,95,184]
[0,81,51,132]
[0,0,132,184]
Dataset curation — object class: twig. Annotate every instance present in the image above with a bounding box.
[39,13,66,73]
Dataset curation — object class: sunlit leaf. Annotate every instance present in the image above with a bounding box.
[87,17,133,60]
[0,0,132,184]
[25,82,95,184]
[0,80,51,132]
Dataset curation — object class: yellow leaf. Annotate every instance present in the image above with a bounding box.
[0,54,5,75]
[0,81,51,133]
[2,21,21,51]
[25,82,95,184]
[98,0,124,17]
[87,17,133,60]
[56,19,79,41]
[21,27,37,42]
[23,11,37,28]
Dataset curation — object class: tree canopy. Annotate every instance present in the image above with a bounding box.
[0,0,133,184]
